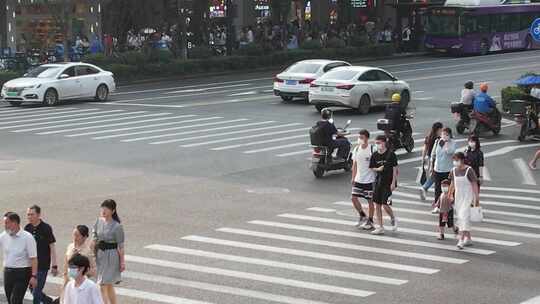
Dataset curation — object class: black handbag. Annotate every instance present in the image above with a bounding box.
[420,166,427,185]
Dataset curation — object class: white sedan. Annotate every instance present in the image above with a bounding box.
[273,59,351,102]
[309,66,411,114]
[1,62,116,107]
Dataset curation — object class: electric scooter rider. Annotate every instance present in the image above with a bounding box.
[384,93,408,148]
[473,83,496,115]
[315,108,351,160]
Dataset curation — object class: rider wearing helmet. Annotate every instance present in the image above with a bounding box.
[385,93,406,131]
[460,81,475,107]
[315,108,351,160]
[473,83,496,114]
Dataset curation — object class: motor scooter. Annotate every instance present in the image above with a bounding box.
[510,99,540,141]
[310,120,353,178]
[376,114,415,153]
[469,109,502,136]
[450,102,472,135]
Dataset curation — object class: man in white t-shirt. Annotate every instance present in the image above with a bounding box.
[62,254,103,304]
[351,129,377,230]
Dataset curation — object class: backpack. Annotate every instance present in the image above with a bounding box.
[310,122,330,146]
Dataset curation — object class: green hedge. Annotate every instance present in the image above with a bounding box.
[0,44,395,84]
[501,86,527,112]
[0,71,23,87]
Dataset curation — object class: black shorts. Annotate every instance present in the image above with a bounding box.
[439,209,454,228]
[352,182,373,200]
[373,185,392,205]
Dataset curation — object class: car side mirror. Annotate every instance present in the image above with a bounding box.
[59,74,69,79]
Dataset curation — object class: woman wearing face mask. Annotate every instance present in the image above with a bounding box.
[92,200,125,304]
[449,152,480,249]
[464,135,484,191]
[62,254,103,304]
[419,122,443,200]
[430,127,456,213]
[62,225,95,286]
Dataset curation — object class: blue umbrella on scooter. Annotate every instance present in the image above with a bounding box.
[515,75,540,86]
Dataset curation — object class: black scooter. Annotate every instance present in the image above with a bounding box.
[376,114,415,153]
[451,102,472,135]
[511,99,540,141]
[310,120,352,178]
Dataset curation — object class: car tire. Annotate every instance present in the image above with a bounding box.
[8,101,22,107]
[94,84,109,102]
[43,89,59,106]
[315,105,325,113]
[313,167,325,178]
[358,94,371,115]
[400,90,410,110]
[281,96,293,102]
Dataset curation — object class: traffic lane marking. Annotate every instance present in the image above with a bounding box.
[163,83,252,94]
[183,235,439,274]
[396,186,540,203]
[97,95,278,108]
[513,158,538,186]
[219,227,468,264]
[404,63,540,82]
[0,107,86,120]
[125,255,376,298]
[0,108,107,124]
[146,244,407,285]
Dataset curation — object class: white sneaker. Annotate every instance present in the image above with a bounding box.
[419,188,426,201]
[390,218,398,232]
[456,240,464,249]
[431,207,440,214]
[355,215,367,228]
[360,221,374,230]
[463,239,473,247]
[371,227,385,235]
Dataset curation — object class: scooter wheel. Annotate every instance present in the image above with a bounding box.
[518,123,528,141]
[404,136,415,153]
[344,159,353,172]
[313,167,325,178]
[456,123,465,135]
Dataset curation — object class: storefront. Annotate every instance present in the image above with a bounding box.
[3,0,102,53]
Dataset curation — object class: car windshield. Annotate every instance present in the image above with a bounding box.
[286,63,321,74]
[24,66,62,78]
[319,69,359,81]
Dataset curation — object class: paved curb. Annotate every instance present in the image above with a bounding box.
[118,52,429,87]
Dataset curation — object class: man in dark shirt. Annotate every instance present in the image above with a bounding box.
[24,205,57,304]
[315,108,350,159]
[369,135,398,235]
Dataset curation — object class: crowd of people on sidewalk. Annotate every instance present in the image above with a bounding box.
[1,200,125,304]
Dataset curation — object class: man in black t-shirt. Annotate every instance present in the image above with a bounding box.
[369,135,398,235]
[25,205,57,304]
[314,109,350,159]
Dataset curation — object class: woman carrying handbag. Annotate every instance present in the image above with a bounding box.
[449,152,480,250]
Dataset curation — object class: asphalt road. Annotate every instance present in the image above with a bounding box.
[1,51,540,304]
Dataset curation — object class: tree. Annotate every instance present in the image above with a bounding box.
[37,0,76,61]
[191,0,210,47]
[337,0,352,27]
[270,0,291,25]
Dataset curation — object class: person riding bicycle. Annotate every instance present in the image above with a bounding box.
[473,83,496,115]
[314,108,351,160]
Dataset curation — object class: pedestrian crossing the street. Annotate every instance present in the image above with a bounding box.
[0,105,538,184]
[6,185,528,304]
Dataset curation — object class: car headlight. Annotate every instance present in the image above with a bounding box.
[451,44,463,49]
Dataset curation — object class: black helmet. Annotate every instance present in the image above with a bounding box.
[465,81,474,89]
[321,108,332,120]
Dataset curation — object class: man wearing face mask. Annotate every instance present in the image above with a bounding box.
[369,135,399,235]
[62,254,103,304]
[351,129,376,230]
[1,212,38,304]
[312,108,351,160]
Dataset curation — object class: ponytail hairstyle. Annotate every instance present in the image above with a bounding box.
[101,199,121,223]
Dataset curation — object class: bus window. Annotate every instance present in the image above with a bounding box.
[464,15,489,33]
[520,13,535,29]
[508,14,521,32]
[427,15,460,36]
[477,15,490,33]
[492,15,509,32]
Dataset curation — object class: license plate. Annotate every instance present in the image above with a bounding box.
[321,87,334,92]
[285,80,297,85]
[6,92,18,97]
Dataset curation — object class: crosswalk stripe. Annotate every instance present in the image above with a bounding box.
[307,207,338,212]
[38,115,196,135]
[123,121,273,143]
[0,108,100,122]
[183,235,438,274]
[213,134,308,151]
[220,226,467,264]
[6,111,148,132]
[387,197,540,220]
[277,149,313,157]
[152,123,303,145]
[164,83,252,94]
[93,118,247,140]
[513,158,538,186]
[122,271,333,304]
[125,255,375,297]
[480,218,540,229]
[146,244,407,285]
[0,109,124,128]
[395,188,540,204]
[45,276,212,304]
[0,107,66,117]
[68,116,220,138]
[323,204,540,239]
[181,127,308,148]
[19,113,170,133]
[477,186,540,195]
[274,214,495,254]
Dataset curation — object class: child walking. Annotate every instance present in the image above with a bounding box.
[436,180,458,240]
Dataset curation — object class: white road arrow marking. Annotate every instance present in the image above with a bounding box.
[484,142,540,157]
[513,158,537,185]
[229,91,258,96]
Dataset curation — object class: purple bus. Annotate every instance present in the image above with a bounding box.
[424,3,540,55]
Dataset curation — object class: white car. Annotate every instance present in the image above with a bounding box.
[1,62,116,107]
[309,66,411,114]
[273,59,351,102]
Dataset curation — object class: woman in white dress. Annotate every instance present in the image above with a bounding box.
[449,152,480,249]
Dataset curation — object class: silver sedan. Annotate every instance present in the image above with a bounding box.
[309,66,411,114]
